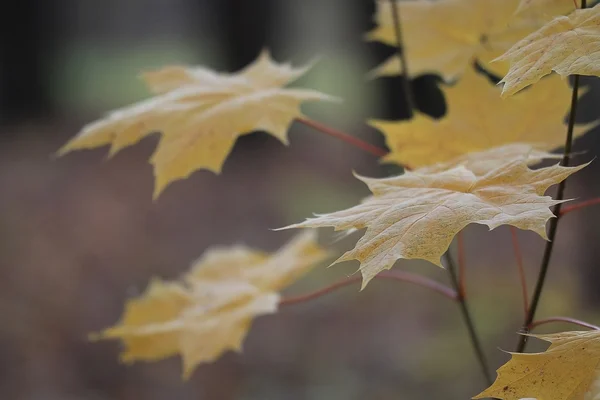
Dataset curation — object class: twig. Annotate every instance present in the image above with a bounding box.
[529,316,600,331]
[560,197,600,217]
[389,0,416,115]
[444,251,493,385]
[510,227,529,317]
[516,26,585,352]
[296,117,388,158]
[457,231,467,298]
[279,271,457,307]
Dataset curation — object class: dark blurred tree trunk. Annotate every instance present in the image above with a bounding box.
[0,0,62,127]
[204,0,275,71]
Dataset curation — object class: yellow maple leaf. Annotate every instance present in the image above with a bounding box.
[474,330,600,400]
[92,230,330,378]
[56,50,335,198]
[281,152,587,288]
[498,4,600,96]
[367,0,555,80]
[371,68,591,169]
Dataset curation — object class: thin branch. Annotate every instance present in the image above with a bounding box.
[296,117,389,158]
[560,197,600,217]
[516,41,585,352]
[457,231,467,298]
[510,227,529,317]
[529,316,600,331]
[444,251,493,385]
[279,271,457,307]
[389,0,416,115]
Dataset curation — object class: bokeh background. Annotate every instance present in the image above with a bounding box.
[2,1,600,399]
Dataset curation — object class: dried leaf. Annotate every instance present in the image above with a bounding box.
[57,50,336,198]
[474,330,600,400]
[92,231,330,378]
[371,68,591,169]
[498,5,600,96]
[281,152,587,288]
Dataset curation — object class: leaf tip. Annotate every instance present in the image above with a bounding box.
[87,331,102,342]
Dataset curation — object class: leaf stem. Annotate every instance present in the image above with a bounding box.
[515,65,584,353]
[457,231,467,298]
[443,251,493,385]
[560,197,600,217]
[529,316,600,331]
[510,227,529,318]
[389,0,416,115]
[278,271,457,307]
[296,117,389,158]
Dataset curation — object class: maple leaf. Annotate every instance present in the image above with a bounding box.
[474,330,600,400]
[366,0,556,80]
[497,4,600,96]
[92,230,330,378]
[56,50,336,198]
[370,68,591,169]
[281,153,587,288]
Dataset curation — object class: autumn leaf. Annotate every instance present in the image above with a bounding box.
[498,4,600,96]
[92,230,330,378]
[281,152,587,288]
[57,50,336,198]
[474,330,600,400]
[371,68,591,169]
[366,0,557,80]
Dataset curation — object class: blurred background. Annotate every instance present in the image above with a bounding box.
[2,1,600,399]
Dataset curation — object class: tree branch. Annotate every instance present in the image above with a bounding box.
[515,32,586,352]
[279,270,457,307]
[457,231,466,298]
[560,197,600,217]
[444,251,493,385]
[389,0,416,115]
[529,316,600,331]
[296,117,389,158]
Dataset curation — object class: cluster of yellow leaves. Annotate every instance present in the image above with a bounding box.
[282,60,592,287]
[471,4,600,396]
[57,51,335,198]
[364,2,600,400]
[366,0,574,80]
[498,3,600,96]
[280,0,597,287]
[475,331,600,400]
[92,231,330,378]
[55,0,600,384]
